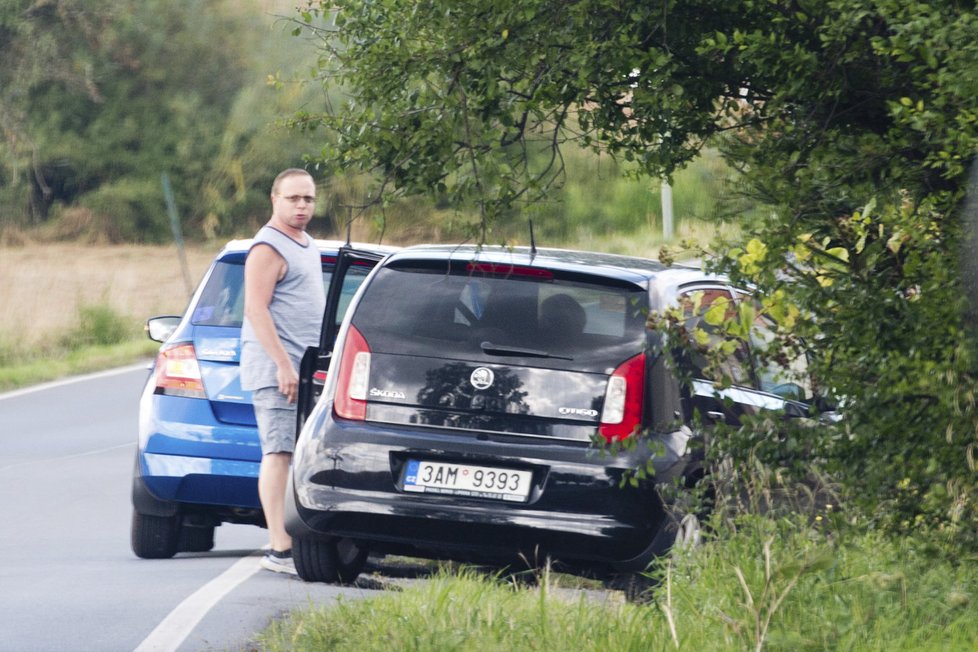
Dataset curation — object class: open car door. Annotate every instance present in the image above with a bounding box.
[296,246,389,435]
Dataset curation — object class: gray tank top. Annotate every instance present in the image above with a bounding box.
[240,226,326,391]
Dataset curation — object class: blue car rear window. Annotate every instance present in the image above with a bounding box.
[192,261,247,326]
[191,260,336,327]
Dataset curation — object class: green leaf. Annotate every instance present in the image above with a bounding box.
[704,297,730,326]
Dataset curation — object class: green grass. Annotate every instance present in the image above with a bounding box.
[663,517,978,651]
[0,301,157,392]
[0,338,157,392]
[257,518,978,651]
[258,568,649,652]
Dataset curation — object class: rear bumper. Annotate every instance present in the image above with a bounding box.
[287,413,682,567]
[136,452,261,509]
[136,386,262,510]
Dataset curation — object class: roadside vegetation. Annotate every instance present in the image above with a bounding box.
[0,337,156,391]
[258,514,978,651]
[0,243,215,391]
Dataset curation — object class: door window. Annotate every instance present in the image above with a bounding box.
[679,285,812,400]
[679,286,752,386]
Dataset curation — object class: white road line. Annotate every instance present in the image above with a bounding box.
[0,362,150,401]
[134,553,262,652]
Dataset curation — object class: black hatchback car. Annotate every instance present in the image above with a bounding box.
[285,245,815,584]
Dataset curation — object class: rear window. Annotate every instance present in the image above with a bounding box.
[190,259,336,327]
[191,261,247,326]
[351,261,648,369]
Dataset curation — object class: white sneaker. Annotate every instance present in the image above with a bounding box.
[260,550,298,576]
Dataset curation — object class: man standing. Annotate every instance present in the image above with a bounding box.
[240,168,325,575]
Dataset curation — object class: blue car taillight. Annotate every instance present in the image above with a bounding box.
[154,342,207,399]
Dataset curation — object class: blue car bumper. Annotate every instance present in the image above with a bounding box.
[136,384,262,510]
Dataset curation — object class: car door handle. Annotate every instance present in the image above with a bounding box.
[706,411,725,422]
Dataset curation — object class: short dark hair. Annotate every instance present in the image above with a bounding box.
[271,168,313,195]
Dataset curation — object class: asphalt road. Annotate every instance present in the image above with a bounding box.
[0,365,386,652]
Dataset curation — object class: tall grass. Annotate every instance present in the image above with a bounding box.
[539,146,749,243]
[0,242,214,391]
[0,300,158,390]
[664,516,978,650]
[258,464,978,650]
[63,303,132,348]
[257,519,978,652]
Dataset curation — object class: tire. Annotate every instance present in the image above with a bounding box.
[605,512,704,603]
[131,510,181,559]
[333,537,369,583]
[177,524,215,553]
[607,570,659,603]
[293,536,368,584]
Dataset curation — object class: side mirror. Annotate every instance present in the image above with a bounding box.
[145,316,181,343]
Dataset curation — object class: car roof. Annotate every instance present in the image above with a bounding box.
[386,243,718,289]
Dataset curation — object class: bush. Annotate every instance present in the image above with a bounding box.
[75,179,169,243]
[62,303,133,349]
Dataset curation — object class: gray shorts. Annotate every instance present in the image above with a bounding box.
[251,387,297,455]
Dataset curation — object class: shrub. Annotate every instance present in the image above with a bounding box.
[62,303,133,349]
[75,179,169,243]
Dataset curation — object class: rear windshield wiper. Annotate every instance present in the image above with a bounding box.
[480,341,572,360]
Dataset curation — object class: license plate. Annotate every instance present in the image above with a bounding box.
[402,459,533,502]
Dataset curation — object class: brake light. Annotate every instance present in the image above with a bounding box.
[466,262,553,280]
[599,352,646,442]
[153,343,206,398]
[334,325,371,420]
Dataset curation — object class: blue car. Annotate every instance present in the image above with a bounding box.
[131,238,395,558]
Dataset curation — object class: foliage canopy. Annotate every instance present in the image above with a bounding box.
[298,0,978,540]
[0,0,332,241]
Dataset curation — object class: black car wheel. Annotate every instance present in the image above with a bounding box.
[606,510,704,602]
[333,537,369,582]
[131,510,181,559]
[293,536,368,583]
[177,524,216,553]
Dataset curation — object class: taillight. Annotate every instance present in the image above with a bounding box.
[153,343,206,399]
[334,325,371,420]
[599,352,646,442]
[466,262,554,279]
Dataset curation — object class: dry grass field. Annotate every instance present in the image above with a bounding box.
[0,243,218,350]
